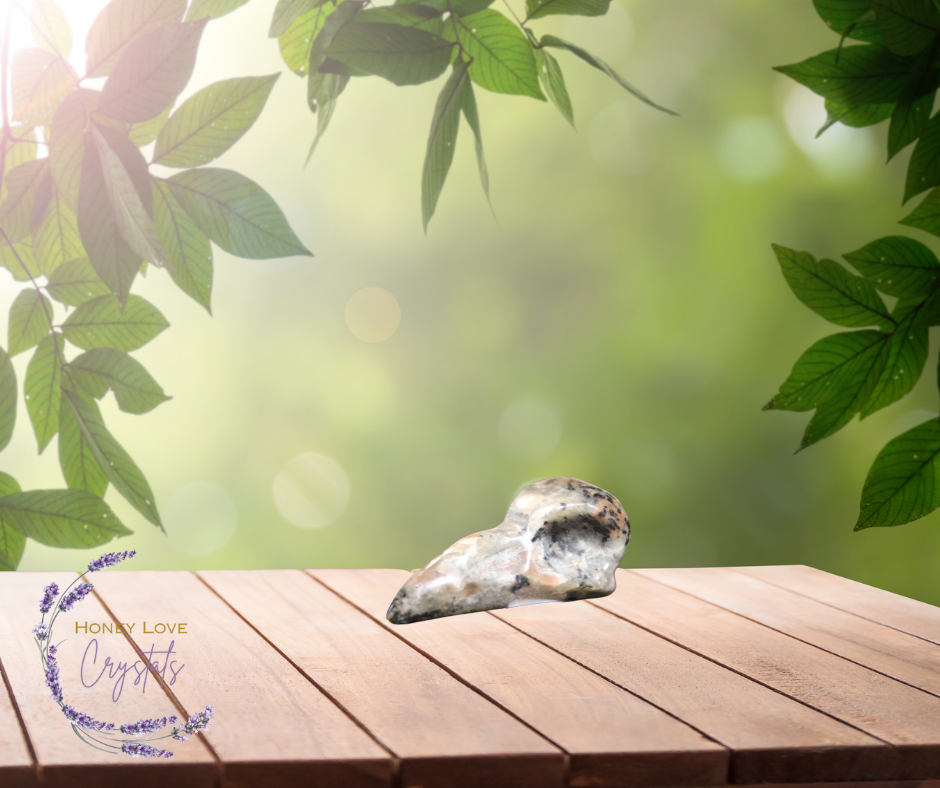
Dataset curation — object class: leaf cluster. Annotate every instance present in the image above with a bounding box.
[0,0,310,569]
[771,0,940,531]
[269,0,676,229]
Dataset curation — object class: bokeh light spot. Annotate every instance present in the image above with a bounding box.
[345,287,401,342]
[782,85,875,180]
[165,481,238,556]
[274,452,350,529]
[716,116,785,182]
[498,396,563,461]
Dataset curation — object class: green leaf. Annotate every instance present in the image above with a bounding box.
[152,180,213,312]
[186,0,252,21]
[305,73,349,162]
[33,185,84,277]
[0,237,40,282]
[0,473,20,497]
[77,129,145,304]
[11,48,77,126]
[24,334,62,453]
[774,46,915,107]
[63,389,161,528]
[165,168,312,258]
[446,11,542,99]
[9,289,52,357]
[887,92,933,159]
[58,392,108,497]
[813,0,885,43]
[278,1,340,75]
[799,334,889,450]
[357,4,444,29]
[817,99,893,136]
[86,0,187,78]
[31,0,72,59]
[97,19,207,123]
[127,105,172,146]
[46,258,110,306]
[843,235,940,297]
[0,348,16,452]
[541,34,677,114]
[61,294,169,352]
[306,0,365,102]
[901,185,940,239]
[856,418,940,529]
[913,286,940,326]
[525,0,608,20]
[0,489,130,548]
[271,0,328,37]
[48,90,90,210]
[904,110,940,202]
[0,473,24,571]
[765,329,887,413]
[422,59,468,231]
[68,348,169,415]
[0,158,49,244]
[860,308,928,418]
[773,244,893,328]
[1,128,38,202]
[536,48,573,127]
[461,80,490,203]
[324,22,453,86]
[871,0,940,56]
[90,129,170,274]
[153,74,280,167]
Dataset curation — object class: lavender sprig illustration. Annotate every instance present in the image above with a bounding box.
[32,551,214,759]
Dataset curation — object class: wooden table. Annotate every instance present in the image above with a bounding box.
[1,566,939,788]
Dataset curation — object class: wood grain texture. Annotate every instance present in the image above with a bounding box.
[635,567,940,698]
[311,567,728,788]
[0,657,35,788]
[490,588,886,784]
[90,570,392,788]
[0,572,215,788]
[592,570,940,779]
[198,569,563,788]
[738,565,940,646]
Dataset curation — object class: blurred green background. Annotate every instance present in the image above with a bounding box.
[7,0,940,605]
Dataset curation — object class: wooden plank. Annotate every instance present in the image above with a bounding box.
[0,572,216,788]
[0,658,35,788]
[738,565,940,646]
[198,569,563,788]
[90,570,392,788]
[592,570,940,779]
[311,567,729,788]
[490,587,888,785]
[634,567,940,698]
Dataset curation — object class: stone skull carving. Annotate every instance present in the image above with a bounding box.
[387,477,630,624]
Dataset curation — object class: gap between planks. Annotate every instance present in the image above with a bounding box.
[303,569,574,768]
[628,568,940,701]
[190,570,402,787]
[306,567,733,776]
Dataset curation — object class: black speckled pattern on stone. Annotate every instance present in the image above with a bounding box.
[386,477,630,625]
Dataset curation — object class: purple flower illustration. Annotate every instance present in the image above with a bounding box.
[172,705,213,740]
[62,705,116,732]
[58,582,94,612]
[87,550,137,573]
[121,743,173,758]
[120,716,178,736]
[39,583,59,614]
[31,551,213,760]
